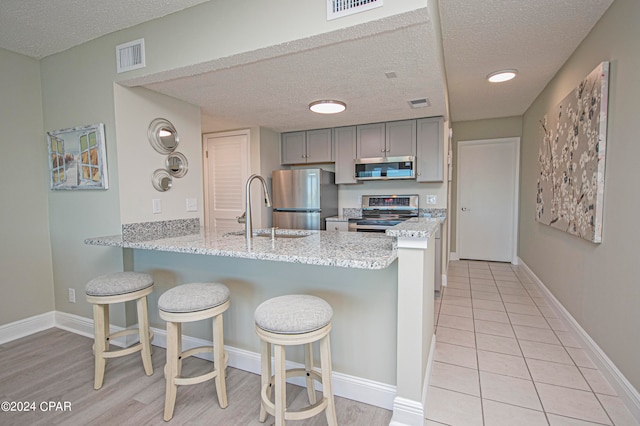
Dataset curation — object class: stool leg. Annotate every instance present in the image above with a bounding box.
[320,335,337,426]
[163,321,180,421]
[274,344,287,426]
[304,343,317,404]
[136,296,153,376]
[259,341,272,423]
[212,314,228,408]
[92,304,108,390]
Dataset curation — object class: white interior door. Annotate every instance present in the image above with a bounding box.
[457,138,519,263]
[203,130,250,232]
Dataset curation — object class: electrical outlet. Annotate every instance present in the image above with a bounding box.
[186,198,197,212]
[426,195,437,205]
[68,288,76,303]
[152,199,161,214]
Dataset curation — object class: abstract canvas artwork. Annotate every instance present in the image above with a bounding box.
[47,123,109,190]
[536,62,609,243]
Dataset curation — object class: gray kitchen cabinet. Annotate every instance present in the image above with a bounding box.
[385,119,417,157]
[416,117,444,182]
[334,126,358,184]
[356,123,386,158]
[356,120,416,158]
[281,129,332,165]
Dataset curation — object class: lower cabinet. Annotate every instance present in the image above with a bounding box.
[326,220,349,231]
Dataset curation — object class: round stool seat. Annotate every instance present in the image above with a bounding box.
[159,282,230,313]
[85,272,153,297]
[255,294,333,334]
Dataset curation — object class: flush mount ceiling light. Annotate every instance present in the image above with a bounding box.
[309,100,346,114]
[487,69,518,83]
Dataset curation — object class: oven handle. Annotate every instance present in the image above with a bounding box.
[348,223,392,231]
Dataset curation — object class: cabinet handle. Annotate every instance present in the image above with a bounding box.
[417,172,422,176]
[381,149,385,152]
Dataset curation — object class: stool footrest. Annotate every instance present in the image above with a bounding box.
[97,328,154,359]
[260,367,326,421]
[170,348,229,387]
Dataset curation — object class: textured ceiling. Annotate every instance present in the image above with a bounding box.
[0,0,210,59]
[0,0,614,128]
[439,0,614,121]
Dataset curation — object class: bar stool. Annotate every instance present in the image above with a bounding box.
[85,271,154,390]
[254,294,337,426]
[158,282,230,421]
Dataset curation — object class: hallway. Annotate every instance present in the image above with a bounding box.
[426,260,637,425]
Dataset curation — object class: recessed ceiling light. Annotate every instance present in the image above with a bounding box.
[487,69,518,83]
[309,100,346,114]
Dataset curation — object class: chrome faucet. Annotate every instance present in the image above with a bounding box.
[244,174,272,242]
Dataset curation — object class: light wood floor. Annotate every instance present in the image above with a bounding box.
[0,328,392,425]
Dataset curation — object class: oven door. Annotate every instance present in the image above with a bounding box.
[348,219,400,232]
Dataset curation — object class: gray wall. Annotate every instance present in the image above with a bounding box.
[450,116,523,252]
[519,0,640,391]
[0,48,55,325]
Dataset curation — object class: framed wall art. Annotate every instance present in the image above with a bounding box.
[47,123,109,190]
[536,61,609,243]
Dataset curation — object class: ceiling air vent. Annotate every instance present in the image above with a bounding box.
[327,0,383,20]
[116,39,145,73]
[408,98,431,109]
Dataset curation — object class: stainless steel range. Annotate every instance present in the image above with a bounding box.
[348,194,419,232]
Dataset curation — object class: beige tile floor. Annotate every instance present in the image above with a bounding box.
[426,260,638,426]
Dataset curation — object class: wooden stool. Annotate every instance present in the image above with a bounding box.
[85,271,154,390]
[158,282,230,421]
[254,294,337,426]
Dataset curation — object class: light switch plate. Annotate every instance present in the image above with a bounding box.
[186,198,197,212]
[426,195,437,205]
[152,199,161,214]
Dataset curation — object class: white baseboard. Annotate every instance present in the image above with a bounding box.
[0,312,55,345]
[517,258,640,422]
[449,252,459,261]
[6,310,396,411]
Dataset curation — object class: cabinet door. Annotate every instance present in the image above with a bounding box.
[334,126,358,184]
[306,128,333,163]
[386,119,417,157]
[281,131,306,165]
[416,117,444,182]
[356,123,386,158]
[327,221,349,231]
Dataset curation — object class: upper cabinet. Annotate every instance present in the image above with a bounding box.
[356,120,416,158]
[281,117,444,183]
[281,129,333,165]
[416,117,444,183]
[334,126,357,184]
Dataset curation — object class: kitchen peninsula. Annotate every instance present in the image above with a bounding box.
[86,218,440,426]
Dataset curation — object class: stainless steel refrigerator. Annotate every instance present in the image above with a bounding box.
[271,169,338,230]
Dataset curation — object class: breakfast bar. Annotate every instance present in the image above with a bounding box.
[86,218,440,426]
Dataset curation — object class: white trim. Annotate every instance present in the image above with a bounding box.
[4,310,397,411]
[0,311,55,344]
[517,258,640,422]
[449,251,459,261]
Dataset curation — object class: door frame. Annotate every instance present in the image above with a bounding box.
[202,129,251,232]
[455,137,520,264]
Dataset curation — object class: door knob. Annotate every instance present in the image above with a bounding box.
[461,207,470,211]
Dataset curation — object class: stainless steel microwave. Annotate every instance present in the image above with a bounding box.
[354,156,415,180]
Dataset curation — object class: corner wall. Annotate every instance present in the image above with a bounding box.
[519,0,640,391]
[0,48,55,325]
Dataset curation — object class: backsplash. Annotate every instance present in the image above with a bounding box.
[341,208,446,219]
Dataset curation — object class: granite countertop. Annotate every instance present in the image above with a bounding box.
[385,217,442,238]
[85,228,397,270]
